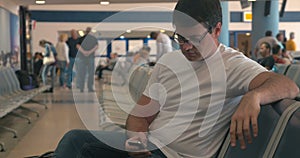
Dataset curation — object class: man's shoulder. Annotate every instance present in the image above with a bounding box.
[220,44,244,58]
[67,37,79,42]
[220,45,253,65]
[287,39,296,44]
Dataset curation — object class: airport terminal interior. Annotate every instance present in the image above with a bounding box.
[0,0,300,157]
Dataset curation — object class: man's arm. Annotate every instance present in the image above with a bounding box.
[126,95,160,137]
[248,72,298,104]
[125,95,160,157]
[85,45,98,56]
[76,44,98,56]
[230,72,299,149]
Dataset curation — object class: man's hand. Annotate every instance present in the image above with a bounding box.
[230,92,261,149]
[125,133,151,158]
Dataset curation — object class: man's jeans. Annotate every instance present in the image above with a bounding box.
[67,57,75,88]
[76,58,95,91]
[55,130,166,158]
[41,64,56,88]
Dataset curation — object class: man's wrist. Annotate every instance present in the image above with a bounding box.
[126,131,148,139]
[245,90,261,104]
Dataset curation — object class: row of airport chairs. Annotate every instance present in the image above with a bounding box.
[98,65,300,157]
[276,64,300,87]
[276,63,300,100]
[0,67,50,152]
[99,65,152,130]
[218,99,300,158]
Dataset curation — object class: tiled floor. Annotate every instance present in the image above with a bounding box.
[0,77,127,158]
[3,87,90,158]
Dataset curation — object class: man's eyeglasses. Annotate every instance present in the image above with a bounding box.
[173,31,209,46]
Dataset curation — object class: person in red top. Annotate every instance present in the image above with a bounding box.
[272,45,287,64]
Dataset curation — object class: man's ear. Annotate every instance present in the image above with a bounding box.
[213,22,222,38]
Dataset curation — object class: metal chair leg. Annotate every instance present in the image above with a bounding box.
[27,99,48,109]
[20,106,40,117]
[10,111,31,124]
[0,126,18,138]
[0,141,5,152]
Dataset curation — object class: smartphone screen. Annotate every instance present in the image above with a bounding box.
[128,140,145,149]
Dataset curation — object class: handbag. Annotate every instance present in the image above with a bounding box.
[43,49,55,65]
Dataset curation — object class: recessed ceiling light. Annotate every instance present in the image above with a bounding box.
[147,35,151,38]
[126,30,131,33]
[173,34,178,39]
[100,1,110,5]
[35,0,46,5]
[78,30,85,37]
[120,36,125,39]
[160,30,165,33]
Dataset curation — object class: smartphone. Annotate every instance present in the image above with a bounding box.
[128,140,145,149]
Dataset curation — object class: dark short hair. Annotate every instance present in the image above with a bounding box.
[265,30,272,36]
[272,45,282,55]
[276,33,283,39]
[39,40,47,46]
[261,42,271,50]
[150,32,157,39]
[173,0,222,33]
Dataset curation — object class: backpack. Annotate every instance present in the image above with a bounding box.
[15,70,39,90]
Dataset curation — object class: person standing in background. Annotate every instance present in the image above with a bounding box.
[66,29,79,89]
[56,34,69,89]
[286,32,297,51]
[39,40,56,93]
[76,27,98,92]
[150,31,172,61]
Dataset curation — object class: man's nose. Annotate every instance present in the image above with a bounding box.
[182,42,193,50]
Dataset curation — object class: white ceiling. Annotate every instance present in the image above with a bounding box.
[13,0,178,5]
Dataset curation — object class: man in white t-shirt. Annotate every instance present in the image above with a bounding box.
[54,0,299,158]
[150,31,173,61]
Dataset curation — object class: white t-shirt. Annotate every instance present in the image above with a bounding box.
[143,44,267,158]
[156,33,173,60]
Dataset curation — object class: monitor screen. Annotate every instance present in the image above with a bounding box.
[240,0,251,9]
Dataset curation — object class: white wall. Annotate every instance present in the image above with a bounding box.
[30,0,300,53]
[0,0,19,53]
[30,3,176,53]
[28,3,176,11]
[0,0,18,15]
[32,22,174,53]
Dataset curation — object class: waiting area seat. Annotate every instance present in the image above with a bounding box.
[0,67,50,151]
[284,64,300,87]
[275,64,290,75]
[275,63,300,100]
[218,99,300,158]
[99,65,152,129]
